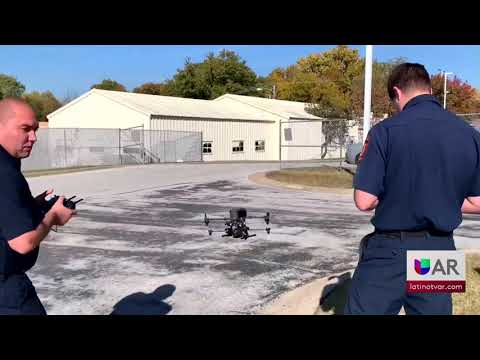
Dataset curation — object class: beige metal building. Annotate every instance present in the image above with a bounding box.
[48,89,359,162]
[214,94,323,161]
[213,94,359,160]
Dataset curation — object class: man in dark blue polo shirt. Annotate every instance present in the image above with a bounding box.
[0,97,76,315]
[344,63,480,315]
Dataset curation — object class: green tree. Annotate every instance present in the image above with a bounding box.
[254,76,276,99]
[0,74,26,99]
[298,45,363,96]
[351,57,408,119]
[281,69,318,102]
[264,62,320,102]
[23,91,62,122]
[303,46,363,158]
[266,45,363,107]
[132,82,175,96]
[90,79,127,92]
[167,50,260,99]
[262,46,365,158]
[262,67,296,99]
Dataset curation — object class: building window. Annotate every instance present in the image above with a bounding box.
[232,140,244,153]
[255,140,265,152]
[203,141,213,154]
[284,128,292,141]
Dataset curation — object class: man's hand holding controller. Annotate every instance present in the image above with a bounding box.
[37,190,83,226]
[48,196,78,226]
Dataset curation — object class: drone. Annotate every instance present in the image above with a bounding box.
[203,208,271,240]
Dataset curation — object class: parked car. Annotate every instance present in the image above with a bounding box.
[345,142,363,164]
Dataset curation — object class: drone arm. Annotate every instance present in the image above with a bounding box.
[241,212,270,224]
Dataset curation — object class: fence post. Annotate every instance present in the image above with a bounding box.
[278,120,282,163]
[64,128,67,168]
[149,117,152,162]
[119,128,122,164]
[142,124,145,163]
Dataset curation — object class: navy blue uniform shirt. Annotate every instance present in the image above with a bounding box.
[0,144,41,275]
[354,94,480,232]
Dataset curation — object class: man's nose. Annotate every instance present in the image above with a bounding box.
[29,130,37,143]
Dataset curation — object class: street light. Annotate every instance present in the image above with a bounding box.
[256,84,276,99]
[438,69,453,109]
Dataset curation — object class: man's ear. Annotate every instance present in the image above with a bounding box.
[393,86,401,101]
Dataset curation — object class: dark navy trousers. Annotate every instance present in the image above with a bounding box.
[0,273,47,315]
[344,231,456,315]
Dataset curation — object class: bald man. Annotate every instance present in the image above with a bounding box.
[0,97,76,315]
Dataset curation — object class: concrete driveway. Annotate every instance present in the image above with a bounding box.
[25,162,480,314]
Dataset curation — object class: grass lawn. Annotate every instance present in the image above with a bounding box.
[265,166,353,188]
[453,252,480,315]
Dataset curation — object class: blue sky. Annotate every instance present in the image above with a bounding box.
[0,45,478,100]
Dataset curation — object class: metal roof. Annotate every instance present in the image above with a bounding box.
[213,94,321,120]
[49,89,276,122]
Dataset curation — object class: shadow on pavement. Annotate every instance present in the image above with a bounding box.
[111,284,175,315]
[317,272,352,315]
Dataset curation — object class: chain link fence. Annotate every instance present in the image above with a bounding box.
[22,127,202,171]
[280,119,360,169]
[145,129,204,164]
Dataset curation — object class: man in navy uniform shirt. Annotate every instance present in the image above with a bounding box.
[0,97,76,315]
[344,63,480,315]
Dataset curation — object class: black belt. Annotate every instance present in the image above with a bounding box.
[375,229,453,238]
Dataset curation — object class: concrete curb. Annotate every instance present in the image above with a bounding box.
[257,269,355,315]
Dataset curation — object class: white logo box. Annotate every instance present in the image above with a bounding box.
[406,250,465,281]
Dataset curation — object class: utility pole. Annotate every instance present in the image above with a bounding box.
[443,71,453,109]
[363,45,373,142]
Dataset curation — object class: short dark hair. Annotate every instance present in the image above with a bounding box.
[387,63,431,100]
[0,97,32,123]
